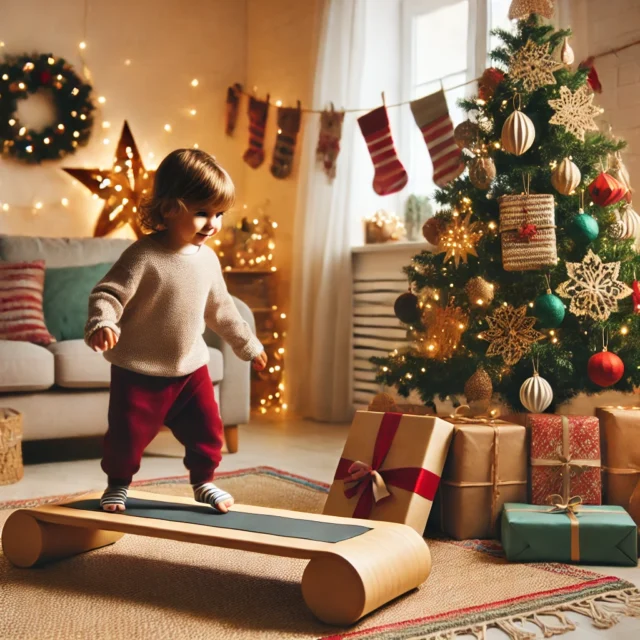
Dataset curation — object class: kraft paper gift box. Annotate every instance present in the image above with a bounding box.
[528,414,601,505]
[323,411,454,534]
[596,406,640,527]
[502,501,638,566]
[436,418,527,540]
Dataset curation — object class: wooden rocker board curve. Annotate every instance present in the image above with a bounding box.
[1,489,432,625]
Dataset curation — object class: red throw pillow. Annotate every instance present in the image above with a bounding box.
[0,259,56,345]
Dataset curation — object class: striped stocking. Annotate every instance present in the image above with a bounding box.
[243,96,270,169]
[410,90,464,188]
[358,106,408,196]
[270,104,301,179]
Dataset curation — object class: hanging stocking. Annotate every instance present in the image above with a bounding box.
[243,95,270,169]
[410,90,464,187]
[316,107,345,179]
[358,106,408,196]
[270,102,301,179]
[225,83,243,136]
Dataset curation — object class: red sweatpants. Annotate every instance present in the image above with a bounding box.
[102,364,223,486]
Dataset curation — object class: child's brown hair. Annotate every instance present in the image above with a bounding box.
[139,149,235,232]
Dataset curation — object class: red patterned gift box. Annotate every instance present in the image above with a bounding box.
[528,414,601,505]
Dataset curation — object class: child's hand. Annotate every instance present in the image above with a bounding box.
[89,327,118,352]
[252,351,268,371]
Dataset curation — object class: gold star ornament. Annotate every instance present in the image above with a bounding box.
[482,304,545,365]
[509,40,563,93]
[549,85,602,141]
[436,212,483,267]
[64,121,154,237]
[509,0,555,20]
[556,249,632,321]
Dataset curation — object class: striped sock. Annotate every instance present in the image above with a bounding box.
[243,96,269,169]
[192,482,234,511]
[271,104,301,179]
[410,90,464,188]
[100,485,129,511]
[358,106,408,196]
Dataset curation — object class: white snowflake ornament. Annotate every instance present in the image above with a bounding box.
[549,85,602,141]
[509,40,563,92]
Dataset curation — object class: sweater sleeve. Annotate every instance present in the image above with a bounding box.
[84,244,145,344]
[204,267,264,362]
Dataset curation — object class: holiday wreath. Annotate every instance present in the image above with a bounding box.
[0,53,94,163]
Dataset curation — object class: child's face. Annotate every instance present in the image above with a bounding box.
[167,203,224,246]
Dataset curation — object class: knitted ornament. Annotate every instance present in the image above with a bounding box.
[422,216,447,245]
[501,110,535,156]
[588,349,624,387]
[469,157,496,190]
[465,276,495,306]
[588,172,627,207]
[464,367,493,402]
[551,158,581,195]
[453,120,480,150]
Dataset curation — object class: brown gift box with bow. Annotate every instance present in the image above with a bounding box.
[596,406,640,527]
[434,416,527,540]
[323,411,454,534]
[528,414,601,505]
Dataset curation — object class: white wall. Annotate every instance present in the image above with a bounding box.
[0,0,248,238]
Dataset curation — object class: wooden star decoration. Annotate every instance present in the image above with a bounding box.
[509,40,563,93]
[64,121,154,237]
[549,85,602,141]
[482,304,545,365]
[508,0,555,20]
[436,212,483,268]
[556,249,632,321]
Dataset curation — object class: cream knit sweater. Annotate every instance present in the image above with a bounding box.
[84,235,264,377]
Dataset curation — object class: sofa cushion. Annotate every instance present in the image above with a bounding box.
[0,340,55,391]
[0,234,133,267]
[0,260,56,345]
[48,340,112,388]
[48,341,224,388]
[43,262,114,341]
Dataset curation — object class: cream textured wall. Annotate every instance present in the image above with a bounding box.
[0,0,248,238]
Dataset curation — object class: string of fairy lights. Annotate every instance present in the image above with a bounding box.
[0,28,289,416]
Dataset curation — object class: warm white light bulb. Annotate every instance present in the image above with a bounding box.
[164,124,172,132]
[98,96,106,104]
[191,79,199,87]
[61,198,69,206]
[102,121,110,129]
[190,109,197,116]
[79,41,87,50]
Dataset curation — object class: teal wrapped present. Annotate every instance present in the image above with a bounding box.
[502,500,638,566]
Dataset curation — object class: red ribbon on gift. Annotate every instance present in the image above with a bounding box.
[333,412,441,518]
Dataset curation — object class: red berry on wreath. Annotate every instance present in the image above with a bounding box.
[39,71,52,85]
[587,349,624,387]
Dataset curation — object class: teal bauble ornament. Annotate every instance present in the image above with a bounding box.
[568,211,599,244]
[534,291,565,328]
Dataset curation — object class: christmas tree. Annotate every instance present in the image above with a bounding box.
[373,14,640,413]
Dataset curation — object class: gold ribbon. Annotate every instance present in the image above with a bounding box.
[530,416,600,502]
[343,461,391,503]
[442,406,525,535]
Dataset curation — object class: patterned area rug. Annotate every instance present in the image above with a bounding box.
[1,466,639,640]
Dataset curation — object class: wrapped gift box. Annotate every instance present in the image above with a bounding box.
[323,411,454,534]
[596,406,640,527]
[436,418,527,540]
[502,502,638,566]
[528,414,601,505]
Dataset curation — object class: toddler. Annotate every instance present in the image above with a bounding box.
[85,149,267,513]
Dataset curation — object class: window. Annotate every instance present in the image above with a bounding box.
[399,0,515,202]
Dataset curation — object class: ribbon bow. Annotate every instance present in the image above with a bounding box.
[447,405,504,424]
[344,461,391,504]
[547,494,583,514]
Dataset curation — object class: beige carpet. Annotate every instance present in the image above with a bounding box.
[1,467,639,640]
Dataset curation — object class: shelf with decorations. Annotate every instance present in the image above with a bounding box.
[208,201,287,416]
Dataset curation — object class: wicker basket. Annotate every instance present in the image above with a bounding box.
[499,193,558,271]
[0,408,24,485]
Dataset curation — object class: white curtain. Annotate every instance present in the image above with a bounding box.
[287,0,368,423]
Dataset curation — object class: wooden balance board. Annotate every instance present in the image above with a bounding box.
[2,489,431,625]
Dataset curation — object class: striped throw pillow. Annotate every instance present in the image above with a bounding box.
[0,260,56,345]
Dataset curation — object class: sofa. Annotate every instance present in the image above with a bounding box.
[0,234,255,453]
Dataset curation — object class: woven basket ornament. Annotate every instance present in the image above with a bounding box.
[499,193,558,271]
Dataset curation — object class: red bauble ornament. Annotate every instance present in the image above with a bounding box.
[588,349,624,387]
[633,280,640,314]
[588,172,627,207]
[479,68,505,101]
[39,71,52,84]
